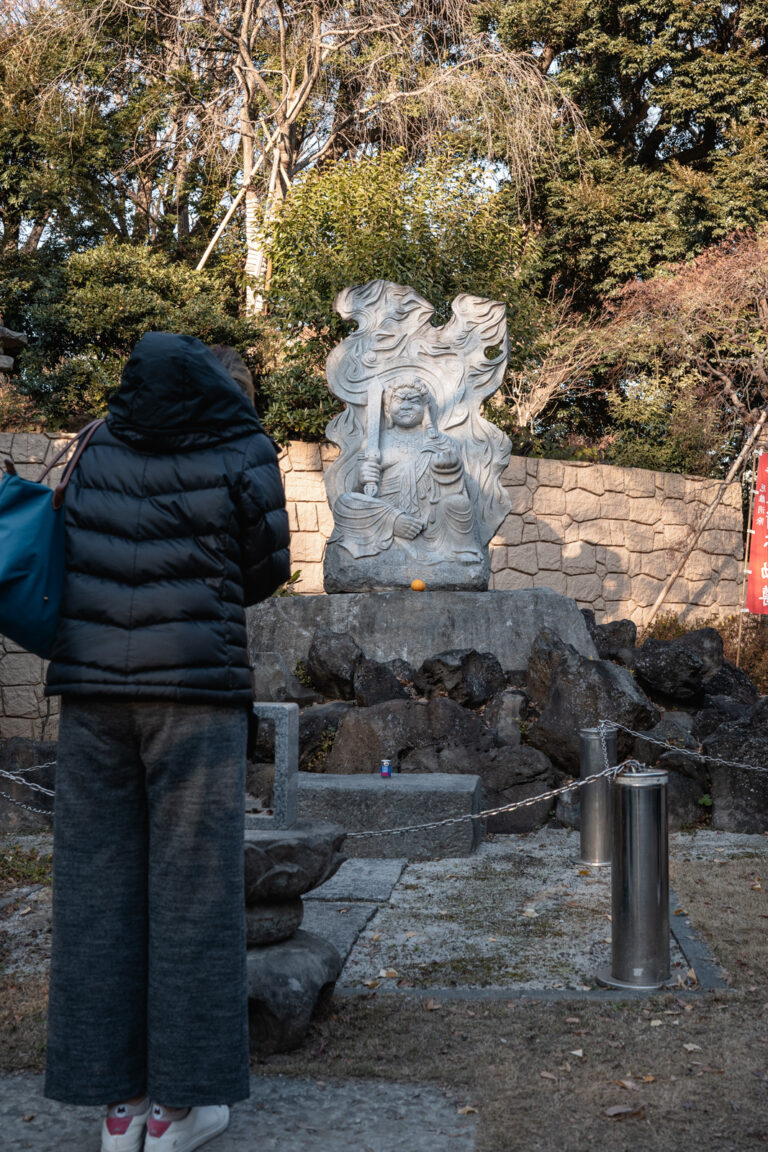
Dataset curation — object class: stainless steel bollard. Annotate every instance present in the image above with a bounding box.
[599,766,670,990]
[575,726,616,867]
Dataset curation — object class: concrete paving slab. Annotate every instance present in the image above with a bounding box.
[0,1074,477,1152]
[305,858,407,903]
[301,901,379,963]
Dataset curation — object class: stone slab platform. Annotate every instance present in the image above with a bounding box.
[248,588,597,673]
[298,772,483,859]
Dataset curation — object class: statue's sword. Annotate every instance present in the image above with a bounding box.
[363,380,383,497]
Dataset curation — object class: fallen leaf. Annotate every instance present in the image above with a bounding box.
[23,1115,35,1122]
[19,907,31,917]
[615,1079,641,1091]
[521,907,539,918]
[565,1016,580,1024]
[604,1103,646,1120]
[642,1075,655,1083]
[379,968,399,978]
[457,1105,478,1115]
[371,933,381,942]
[405,932,417,938]
[578,869,591,876]
[687,968,698,983]
[650,1020,663,1027]
[674,908,687,916]
[683,1043,702,1052]
[424,998,440,1011]
[540,1071,556,1081]
[751,881,762,891]
[362,980,380,989]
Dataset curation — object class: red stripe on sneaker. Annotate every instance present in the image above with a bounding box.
[106,1116,133,1135]
[147,1117,173,1137]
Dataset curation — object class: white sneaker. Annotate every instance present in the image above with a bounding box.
[101,1098,152,1152]
[144,1104,230,1151]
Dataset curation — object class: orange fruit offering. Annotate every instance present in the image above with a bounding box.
[410,578,426,591]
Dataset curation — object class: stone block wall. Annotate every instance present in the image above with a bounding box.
[489,456,743,624]
[281,444,744,625]
[0,432,745,740]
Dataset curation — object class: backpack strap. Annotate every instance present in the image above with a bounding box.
[35,419,106,510]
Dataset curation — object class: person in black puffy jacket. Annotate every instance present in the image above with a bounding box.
[43,332,290,1152]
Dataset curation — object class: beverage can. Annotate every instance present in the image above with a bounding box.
[380,759,392,777]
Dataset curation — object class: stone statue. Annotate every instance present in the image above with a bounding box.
[323,280,512,592]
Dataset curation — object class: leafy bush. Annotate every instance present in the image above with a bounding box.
[1,242,262,429]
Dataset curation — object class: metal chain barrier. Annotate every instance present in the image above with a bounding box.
[0,763,56,818]
[2,720,767,836]
[603,720,768,775]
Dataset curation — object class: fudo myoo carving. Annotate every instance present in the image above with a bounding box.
[323,280,513,592]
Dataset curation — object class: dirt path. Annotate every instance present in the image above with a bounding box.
[2,831,767,1151]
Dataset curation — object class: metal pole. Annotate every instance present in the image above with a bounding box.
[575,726,616,867]
[599,766,670,990]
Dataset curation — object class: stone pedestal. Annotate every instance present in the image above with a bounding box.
[244,819,347,1055]
[248,588,597,675]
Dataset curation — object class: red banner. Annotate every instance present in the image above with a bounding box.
[746,451,768,614]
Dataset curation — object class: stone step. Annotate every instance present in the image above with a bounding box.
[298,771,483,860]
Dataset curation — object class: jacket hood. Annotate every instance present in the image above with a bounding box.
[107,332,264,452]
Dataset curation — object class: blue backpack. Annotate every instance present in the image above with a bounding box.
[0,420,104,658]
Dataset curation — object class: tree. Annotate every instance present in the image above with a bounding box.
[493,0,768,300]
[0,242,259,428]
[258,150,543,440]
[31,0,582,308]
[591,231,768,475]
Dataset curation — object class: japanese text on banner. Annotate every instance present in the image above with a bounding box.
[746,451,768,614]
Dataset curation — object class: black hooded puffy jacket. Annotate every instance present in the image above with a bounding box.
[45,332,290,703]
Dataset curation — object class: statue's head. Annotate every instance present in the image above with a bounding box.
[383,378,437,433]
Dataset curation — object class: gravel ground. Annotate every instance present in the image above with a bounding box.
[340,827,699,991]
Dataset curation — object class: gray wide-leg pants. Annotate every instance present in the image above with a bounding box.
[45,697,249,1107]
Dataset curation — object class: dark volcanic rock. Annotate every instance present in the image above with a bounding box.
[526,631,658,772]
[692,695,751,742]
[633,638,705,701]
[243,819,346,902]
[418,649,506,708]
[306,629,363,699]
[487,779,559,833]
[251,651,322,706]
[298,702,351,771]
[353,657,409,708]
[324,697,494,774]
[702,660,760,706]
[582,610,637,664]
[400,742,555,832]
[246,899,304,945]
[247,930,342,1055]
[632,717,705,785]
[665,772,706,831]
[702,698,768,832]
[676,628,723,679]
[484,688,526,747]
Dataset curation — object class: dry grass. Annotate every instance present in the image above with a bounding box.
[671,856,768,987]
[2,852,768,1149]
[259,993,768,1151]
[0,975,48,1073]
